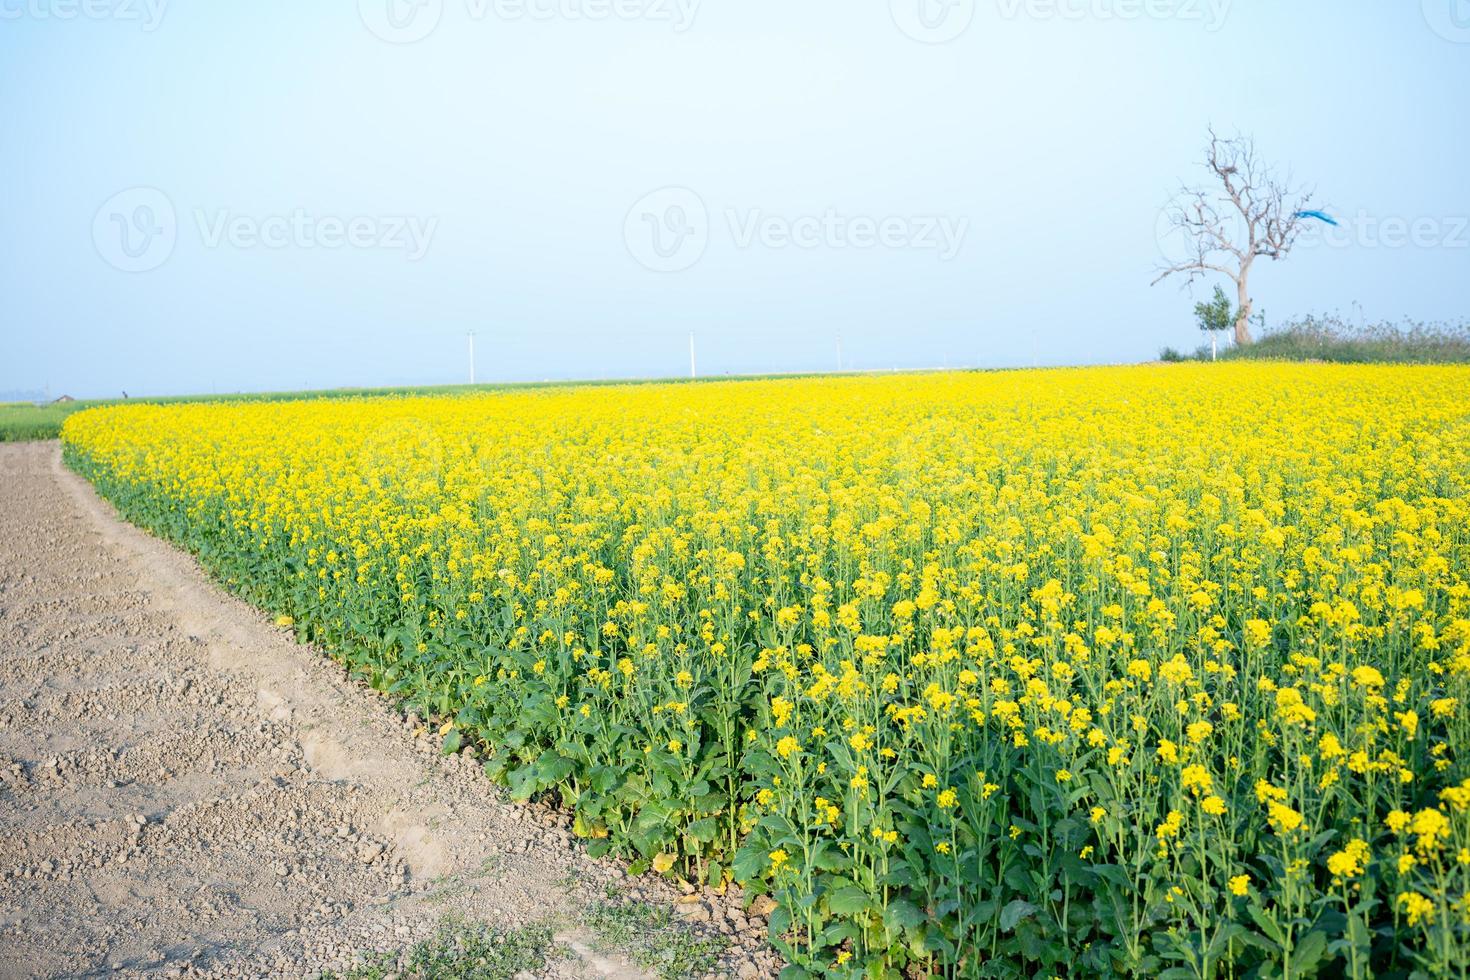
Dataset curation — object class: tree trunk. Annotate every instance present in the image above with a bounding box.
[1234,271,1253,345]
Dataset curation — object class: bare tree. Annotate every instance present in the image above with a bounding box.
[1153,130,1317,345]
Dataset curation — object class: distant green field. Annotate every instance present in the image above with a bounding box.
[0,371,890,443]
[0,401,92,442]
[0,384,548,442]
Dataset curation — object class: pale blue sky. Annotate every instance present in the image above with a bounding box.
[2,1,1468,398]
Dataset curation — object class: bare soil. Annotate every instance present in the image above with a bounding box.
[0,443,779,979]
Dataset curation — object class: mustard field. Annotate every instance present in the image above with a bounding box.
[62,364,1470,978]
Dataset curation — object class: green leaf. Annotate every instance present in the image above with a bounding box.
[999,899,1037,932]
[826,886,871,918]
[540,754,575,783]
[819,920,860,946]
[686,817,719,843]
[768,903,793,939]
[1246,906,1286,948]
[886,898,924,930]
[1287,930,1329,973]
[507,764,538,801]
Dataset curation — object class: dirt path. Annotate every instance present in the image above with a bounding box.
[0,443,777,979]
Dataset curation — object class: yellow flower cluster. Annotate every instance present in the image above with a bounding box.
[61,363,1470,976]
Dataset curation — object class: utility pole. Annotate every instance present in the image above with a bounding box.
[836,334,843,372]
[689,332,697,379]
[467,331,477,385]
